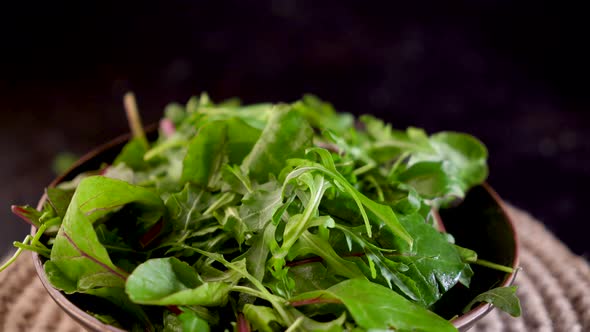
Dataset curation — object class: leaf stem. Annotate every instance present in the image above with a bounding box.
[13,242,50,257]
[124,92,149,150]
[231,285,270,300]
[473,259,515,274]
[179,246,294,326]
[284,317,304,332]
[352,162,376,176]
[0,235,31,272]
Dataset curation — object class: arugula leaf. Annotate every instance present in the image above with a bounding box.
[239,180,284,232]
[285,153,413,246]
[463,286,521,317]
[289,231,365,280]
[164,183,212,233]
[334,224,420,301]
[278,174,332,257]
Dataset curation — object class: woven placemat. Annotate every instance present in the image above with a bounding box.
[1,205,589,331]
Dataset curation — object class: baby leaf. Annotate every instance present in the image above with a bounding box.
[291,279,457,331]
[126,257,231,306]
[178,311,211,332]
[114,138,149,171]
[243,304,283,332]
[182,120,229,189]
[378,213,469,307]
[46,187,74,218]
[49,176,165,293]
[463,286,521,317]
[241,106,314,183]
[289,231,365,280]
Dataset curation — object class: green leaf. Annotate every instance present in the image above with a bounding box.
[11,205,44,228]
[52,152,79,175]
[67,176,164,229]
[463,286,521,317]
[285,153,413,246]
[164,102,187,126]
[289,231,365,280]
[225,117,263,164]
[429,132,488,188]
[409,132,488,196]
[278,174,332,256]
[335,225,420,301]
[377,213,468,306]
[396,161,463,199]
[243,304,283,332]
[292,279,457,332]
[126,257,231,306]
[164,183,212,233]
[215,206,250,246]
[180,117,260,190]
[182,120,229,188]
[287,262,341,294]
[46,187,74,218]
[162,311,183,332]
[239,180,284,232]
[49,176,164,293]
[239,234,269,282]
[114,138,149,171]
[178,311,211,332]
[241,106,314,183]
[291,94,354,135]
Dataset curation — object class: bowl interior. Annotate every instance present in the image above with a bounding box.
[434,184,519,330]
[33,131,518,331]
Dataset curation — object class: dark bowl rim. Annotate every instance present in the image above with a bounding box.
[432,182,520,329]
[31,130,520,331]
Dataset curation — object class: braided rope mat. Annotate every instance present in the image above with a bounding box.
[1,205,589,332]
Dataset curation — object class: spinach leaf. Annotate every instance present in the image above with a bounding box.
[291,279,457,332]
[125,257,231,306]
[377,213,469,307]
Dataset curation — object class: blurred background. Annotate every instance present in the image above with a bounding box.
[1,1,588,258]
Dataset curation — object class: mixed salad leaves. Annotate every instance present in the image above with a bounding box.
[2,94,520,331]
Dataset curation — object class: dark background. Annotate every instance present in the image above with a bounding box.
[1,1,588,258]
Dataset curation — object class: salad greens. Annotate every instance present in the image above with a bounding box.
[3,93,520,331]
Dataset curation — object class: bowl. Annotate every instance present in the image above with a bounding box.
[32,131,519,332]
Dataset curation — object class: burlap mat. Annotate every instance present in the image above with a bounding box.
[1,205,589,331]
